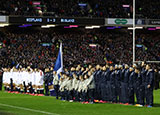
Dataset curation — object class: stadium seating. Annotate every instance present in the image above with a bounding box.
[0,0,160,19]
[0,28,159,70]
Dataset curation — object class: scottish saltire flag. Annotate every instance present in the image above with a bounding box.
[54,43,63,78]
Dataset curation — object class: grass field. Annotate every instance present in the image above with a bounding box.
[0,90,160,115]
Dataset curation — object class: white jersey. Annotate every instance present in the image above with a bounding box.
[59,79,68,91]
[66,79,72,91]
[53,74,59,85]
[74,80,80,91]
[82,79,89,93]
[78,80,84,92]
[72,78,78,90]
[2,70,44,86]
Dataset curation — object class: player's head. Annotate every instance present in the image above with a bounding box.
[89,65,92,69]
[88,71,92,76]
[96,65,100,70]
[115,65,118,69]
[146,64,151,70]
[129,67,134,72]
[73,73,77,78]
[102,66,106,71]
[125,64,129,69]
[81,67,85,71]
[110,66,114,71]
[141,61,147,67]
[106,64,109,69]
[119,65,123,69]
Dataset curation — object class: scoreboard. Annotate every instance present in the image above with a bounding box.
[9,17,104,25]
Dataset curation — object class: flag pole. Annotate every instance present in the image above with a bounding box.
[133,0,136,64]
[60,42,63,70]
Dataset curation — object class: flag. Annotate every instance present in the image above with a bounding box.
[54,43,63,76]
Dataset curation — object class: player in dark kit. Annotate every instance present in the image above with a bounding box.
[94,65,102,100]
[128,67,134,105]
[114,65,122,103]
[129,67,142,106]
[134,67,143,106]
[121,64,130,104]
[100,66,108,102]
[110,66,117,103]
[154,68,160,90]
[145,64,154,107]
[45,78,49,96]
[106,65,112,102]
[140,62,147,106]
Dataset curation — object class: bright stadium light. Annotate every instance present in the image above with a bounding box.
[128,27,143,30]
[85,26,93,29]
[128,27,134,30]
[92,26,100,28]
[41,25,56,28]
[135,27,143,29]
[85,25,100,29]
[89,44,97,47]
[0,24,9,27]
[41,26,50,28]
[47,25,56,27]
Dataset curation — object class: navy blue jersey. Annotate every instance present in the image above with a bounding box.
[110,70,115,86]
[129,71,142,87]
[145,70,154,87]
[114,69,121,85]
[106,69,110,81]
[94,70,102,83]
[141,68,147,85]
[129,71,134,88]
[123,69,130,83]
[133,72,142,87]
[122,69,125,79]
[101,71,108,83]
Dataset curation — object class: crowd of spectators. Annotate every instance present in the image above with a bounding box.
[0,0,159,19]
[136,31,160,61]
[0,0,132,18]
[136,0,160,19]
[0,27,159,71]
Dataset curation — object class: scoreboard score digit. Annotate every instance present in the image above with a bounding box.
[47,18,56,23]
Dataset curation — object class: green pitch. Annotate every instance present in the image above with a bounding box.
[0,90,160,115]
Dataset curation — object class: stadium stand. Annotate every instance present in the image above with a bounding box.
[0,0,132,17]
[0,28,159,71]
[0,0,160,19]
[136,31,160,61]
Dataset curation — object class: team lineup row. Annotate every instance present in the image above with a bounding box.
[52,63,155,107]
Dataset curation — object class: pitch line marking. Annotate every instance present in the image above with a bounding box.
[0,103,60,115]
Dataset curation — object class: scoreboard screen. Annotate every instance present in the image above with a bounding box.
[9,17,104,25]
